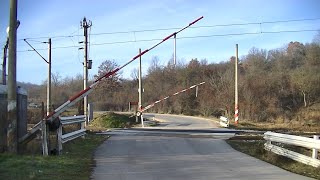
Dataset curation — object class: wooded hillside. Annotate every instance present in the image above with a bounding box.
[24,35,320,123]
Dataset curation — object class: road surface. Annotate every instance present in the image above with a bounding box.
[143,113,219,129]
[91,114,312,180]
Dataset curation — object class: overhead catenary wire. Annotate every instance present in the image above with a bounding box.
[20,17,320,41]
[23,39,49,63]
[17,29,320,52]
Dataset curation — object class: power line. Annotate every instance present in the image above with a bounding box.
[20,17,320,40]
[17,28,319,52]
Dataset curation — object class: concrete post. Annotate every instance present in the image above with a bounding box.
[82,17,91,127]
[7,0,18,153]
[47,38,51,116]
[83,24,88,128]
[2,39,8,85]
[173,34,176,66]
[41,102,48,155]
[138,48,142,124]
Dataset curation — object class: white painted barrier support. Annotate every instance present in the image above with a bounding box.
[141,115,144,128]
[219,116,229,128]
[312,135,319,159]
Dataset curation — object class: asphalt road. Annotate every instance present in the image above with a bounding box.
[91,114,312,180]
[143,113,219,129]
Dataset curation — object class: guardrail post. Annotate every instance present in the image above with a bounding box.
[141,115,144,128]
[266,139,271,145]
[312,135,319,159]
[57,124,62,154]
[219,116,229,127]
[264,132,271,146]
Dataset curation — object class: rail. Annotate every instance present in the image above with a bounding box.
[264,131,320,167]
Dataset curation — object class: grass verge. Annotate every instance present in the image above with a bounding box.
[226,139,320,179]
[229,120,320,134]
[0,133,108,180]
[87,112,137,131]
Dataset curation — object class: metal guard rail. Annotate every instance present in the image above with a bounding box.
[264,131,320,167]
[57,115,86,153]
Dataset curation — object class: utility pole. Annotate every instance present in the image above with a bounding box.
[7,0,18,153]
[23,39,51,114]
[23,38,51,116]
[173,34,176,66]
[2,39,9,85]
[81,17,92,127]
[47,38,51,115]
[235,44,239,124]
[138,48,143,126]
[23,38,51,155]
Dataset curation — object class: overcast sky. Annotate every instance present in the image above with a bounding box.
[0,0,319,84]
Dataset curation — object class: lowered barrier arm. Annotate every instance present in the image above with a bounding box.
[138,82,206,114]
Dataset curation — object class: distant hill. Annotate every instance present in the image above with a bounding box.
[1,69,40,89]
[17,82,40,90]
[0,71,43,102]
[17,82,43,102]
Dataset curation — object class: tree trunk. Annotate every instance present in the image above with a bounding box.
[303,91,307,107]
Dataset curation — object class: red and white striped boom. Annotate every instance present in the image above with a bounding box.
[139,82,205,114]
[45,16,204,122]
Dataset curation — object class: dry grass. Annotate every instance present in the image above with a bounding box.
[230,120,320,134]
[27,108,43,124]
[229,103,320,134]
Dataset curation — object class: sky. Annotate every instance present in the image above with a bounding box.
[0,0,319,84]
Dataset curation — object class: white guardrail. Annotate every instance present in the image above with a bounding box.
[264,131,320,167]
[57,115,86,153]
[219,116,229,128]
